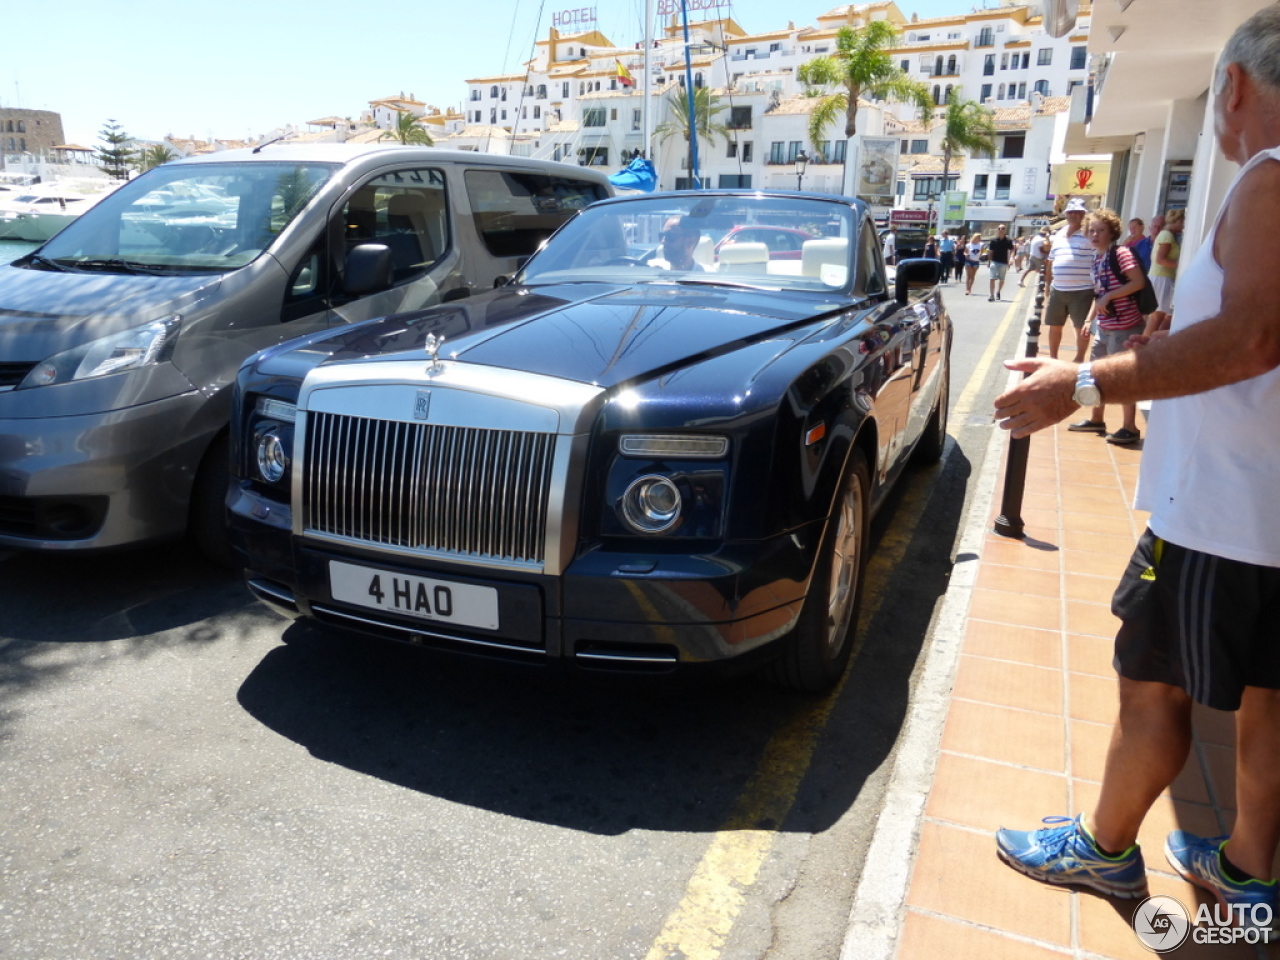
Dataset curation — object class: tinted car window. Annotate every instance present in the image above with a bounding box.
[341,167,449,284]
[464,169,609,258]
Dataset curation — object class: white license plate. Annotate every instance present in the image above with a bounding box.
[329,560,499,631]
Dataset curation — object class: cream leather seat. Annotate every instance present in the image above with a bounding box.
[801,238,849,282]
[717,241,770,274]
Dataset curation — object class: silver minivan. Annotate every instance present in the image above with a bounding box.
[0,144,611,560]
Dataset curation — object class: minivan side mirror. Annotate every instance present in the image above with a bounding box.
[344,244,394,296]
[894,257,942,305]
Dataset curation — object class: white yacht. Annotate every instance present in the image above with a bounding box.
[0,180,122,242]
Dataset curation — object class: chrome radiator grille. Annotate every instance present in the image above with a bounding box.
[302,411,556,565]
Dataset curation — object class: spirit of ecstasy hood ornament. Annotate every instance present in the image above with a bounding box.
[424,333,446,375]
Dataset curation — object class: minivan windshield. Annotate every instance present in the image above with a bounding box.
[517,194,856,294]
[36,161,337,274]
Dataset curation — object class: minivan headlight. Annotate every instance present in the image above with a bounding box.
[19,315,182,388]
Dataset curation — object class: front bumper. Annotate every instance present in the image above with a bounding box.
[0,390,213,550]
[230,485,822,673]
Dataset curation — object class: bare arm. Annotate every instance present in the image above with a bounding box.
[1154,241,1178,271]
[995,160,1280,437]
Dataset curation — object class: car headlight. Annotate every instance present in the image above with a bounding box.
[19,315,182,389]
[621,475,683,534]
[248,398,297,489]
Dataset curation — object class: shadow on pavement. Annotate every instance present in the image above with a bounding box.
[236,448,973,837]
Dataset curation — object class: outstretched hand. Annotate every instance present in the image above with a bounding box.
[993,358,1080,438]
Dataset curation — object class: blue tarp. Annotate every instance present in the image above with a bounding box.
[608,157,657,193]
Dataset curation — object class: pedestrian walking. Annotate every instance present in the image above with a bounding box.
[1147,208,1184,333]
[924,234,939,260]
[1122,217,1152,271]
[991,7,1280,925]
[963,232,983,295]
[1065,208,1147,444]
[1019,229,1049,287]
[986,224,1014,301]
[882,225,897,266]
[1041,199,1094,360]
[938,231,956,282]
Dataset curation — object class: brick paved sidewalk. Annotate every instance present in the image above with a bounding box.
[895,421,1280,959]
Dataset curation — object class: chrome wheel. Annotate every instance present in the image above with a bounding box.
[770,449,870,692]
[825,475,865,651]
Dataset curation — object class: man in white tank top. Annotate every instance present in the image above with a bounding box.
[992,8,1280,922]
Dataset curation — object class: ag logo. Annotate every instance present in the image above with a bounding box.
[1132,895,1190,952]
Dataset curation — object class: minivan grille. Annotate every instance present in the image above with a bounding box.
[302,412,557,565]
[0,363,36,389]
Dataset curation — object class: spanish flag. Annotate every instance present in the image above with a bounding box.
[616,59,636,88]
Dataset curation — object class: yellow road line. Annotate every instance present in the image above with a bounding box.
[643,291,1025,960]
[952,284,1028,427]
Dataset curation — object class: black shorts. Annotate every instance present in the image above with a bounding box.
[1112,529,1280,710]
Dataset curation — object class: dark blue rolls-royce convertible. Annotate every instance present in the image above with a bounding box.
[228,191,950,691]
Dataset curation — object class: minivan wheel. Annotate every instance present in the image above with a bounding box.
[189,433,235,568]
[770,449,870,692]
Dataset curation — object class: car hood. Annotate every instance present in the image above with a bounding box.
[0,263,221,360]
[317,283,847,391]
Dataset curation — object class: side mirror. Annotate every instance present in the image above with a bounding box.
[441,286,471,302]
[895,257,942,305]
[344,243,393,296]
[493,275,511,288]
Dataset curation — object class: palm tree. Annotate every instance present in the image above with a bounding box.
[381,111,434,146]
[797,20,934,156]
[937,88,997,200]
[136,144,177,172]
[654,85,730,145]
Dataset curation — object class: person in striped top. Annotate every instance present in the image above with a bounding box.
[1067,208,1148,443]
[1043,197,1096,360]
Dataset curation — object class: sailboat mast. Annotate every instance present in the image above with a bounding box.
[680,0,700,188]
[642,0,653,159]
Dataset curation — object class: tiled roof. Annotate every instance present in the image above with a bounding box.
[903,155,967,175]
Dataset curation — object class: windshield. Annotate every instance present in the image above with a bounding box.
[37,161,337,274]
[517,194,856,293]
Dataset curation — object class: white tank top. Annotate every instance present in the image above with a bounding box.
[1135,145,1280,566]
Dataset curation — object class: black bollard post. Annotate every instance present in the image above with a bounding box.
[993,266,1045,538]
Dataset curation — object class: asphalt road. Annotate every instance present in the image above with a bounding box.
[0,282,1031,960]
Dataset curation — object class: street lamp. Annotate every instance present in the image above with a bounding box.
[795,150,809,191]
[927,192,940,233]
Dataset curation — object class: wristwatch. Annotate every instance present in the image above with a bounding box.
[1073,362,1102,407]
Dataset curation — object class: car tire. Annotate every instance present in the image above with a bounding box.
[913,360,949,465]
[188,432,235,568]
[771,448,870,692]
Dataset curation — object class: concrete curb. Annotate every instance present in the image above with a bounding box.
[838,343,1029,960]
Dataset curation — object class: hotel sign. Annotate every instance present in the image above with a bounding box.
[658,0,730,14]
[553,6,598,28]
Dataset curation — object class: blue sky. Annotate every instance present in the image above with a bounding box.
[4,0,980,148]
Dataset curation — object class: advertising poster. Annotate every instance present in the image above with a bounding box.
[942,190,967,224]
[1050,160,1111,197]
[852,136,898,207]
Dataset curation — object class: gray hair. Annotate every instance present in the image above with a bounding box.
[1215,5,1280,94]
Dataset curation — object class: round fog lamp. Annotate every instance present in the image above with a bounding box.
[255,428,290,483]
[622,475,682,533]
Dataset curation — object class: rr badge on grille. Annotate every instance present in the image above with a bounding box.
[424,333,446,376]
[414,390,432,421]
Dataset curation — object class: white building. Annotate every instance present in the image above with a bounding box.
[448,1,1098,229]
[1062,0,1269,265]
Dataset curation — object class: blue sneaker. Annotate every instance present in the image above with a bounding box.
[996,814,1149,899]
[1165,832,1278,931]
